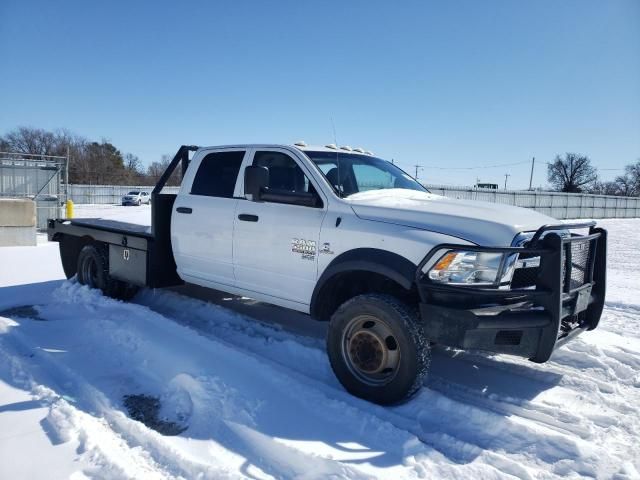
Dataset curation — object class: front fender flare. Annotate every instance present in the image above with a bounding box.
[310,248,417,319]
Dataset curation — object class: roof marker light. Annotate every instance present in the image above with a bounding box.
[340,145,353,151]
[325,143,338,149]
[353,147,365,153]
[294,140,307,147]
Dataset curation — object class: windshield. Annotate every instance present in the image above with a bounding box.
[304,151,427,198]
[127,191,140,195]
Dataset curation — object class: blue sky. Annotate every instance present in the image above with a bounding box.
[1,0,638,188]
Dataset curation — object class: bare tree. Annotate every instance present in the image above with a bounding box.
[588,180,627,196]
[1,126,58,155]
[612,174,635,196]
[621,159,640,196]
[1,126,61,155]
[0,127,143,185]
[147,154,180,186]
[547,153,598,193]
[124,153,143,174]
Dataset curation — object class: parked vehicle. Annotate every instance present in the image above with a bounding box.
[122,191,150,206]
[48,144,607,404]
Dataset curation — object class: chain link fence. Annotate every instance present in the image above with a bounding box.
[0,152,68,229]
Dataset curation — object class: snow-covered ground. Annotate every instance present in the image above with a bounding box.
[1,208,639,479]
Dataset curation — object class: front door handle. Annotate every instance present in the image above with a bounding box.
[176,207,192,214]
[238,214,259,222]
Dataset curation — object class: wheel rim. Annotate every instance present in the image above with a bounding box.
[82,255,99,287]
[341,314,401,386]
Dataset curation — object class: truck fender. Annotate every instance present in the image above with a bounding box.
[310,248,417,320]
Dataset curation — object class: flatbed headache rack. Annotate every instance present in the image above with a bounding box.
[48,145,199,288]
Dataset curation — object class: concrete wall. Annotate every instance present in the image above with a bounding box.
[0,198,37,246]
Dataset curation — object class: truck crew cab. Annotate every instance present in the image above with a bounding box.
[48,143,607,405]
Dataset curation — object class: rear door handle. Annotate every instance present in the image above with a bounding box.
[176,207,192,214]
[238,214,259,222]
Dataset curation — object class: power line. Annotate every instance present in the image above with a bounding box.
[543,161,627,171]
[413,159,627,174]
[421,160,530,170]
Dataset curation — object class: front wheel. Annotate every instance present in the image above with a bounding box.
[327,294,430,405]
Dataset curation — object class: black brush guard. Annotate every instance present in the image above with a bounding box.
[416,222,607,362]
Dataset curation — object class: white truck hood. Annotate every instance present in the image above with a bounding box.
[345,189,557,246]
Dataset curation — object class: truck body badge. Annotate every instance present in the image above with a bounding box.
[291,238,316,261]
[123,248,130,261]
[320,242,334,255]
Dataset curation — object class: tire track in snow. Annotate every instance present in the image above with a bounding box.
[3,285,423,480]
[54,283,546,479]
[0,337,181,480]
[136,289,633,478]
[3,280,638,478]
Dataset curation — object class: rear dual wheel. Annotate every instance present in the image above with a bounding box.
[77,244,139,300]
[327,294,430,405]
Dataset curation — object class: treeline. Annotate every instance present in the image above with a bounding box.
[547,153,639,196]
[0,126,179,186]
[2,126,638,196]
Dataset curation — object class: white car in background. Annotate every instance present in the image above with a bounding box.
[121,191,150,206]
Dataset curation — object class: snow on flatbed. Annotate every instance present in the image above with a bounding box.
[0,210,639,479]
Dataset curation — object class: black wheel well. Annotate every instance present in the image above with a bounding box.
[311,270,419,321]
[58,234,96,279]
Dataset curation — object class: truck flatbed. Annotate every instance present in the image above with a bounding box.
[65,218,153,238]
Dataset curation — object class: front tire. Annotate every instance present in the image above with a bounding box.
[327,294,430,405]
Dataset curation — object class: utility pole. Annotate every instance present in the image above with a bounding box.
[413,164,423,180]
[504,173,511,190]
[528,157,535,190]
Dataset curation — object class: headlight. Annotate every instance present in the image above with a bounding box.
[427,250,511,286]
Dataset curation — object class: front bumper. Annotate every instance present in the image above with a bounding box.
[417,223,607,362]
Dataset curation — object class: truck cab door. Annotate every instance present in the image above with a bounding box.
[171,148,248,287]
[233,148,327,307]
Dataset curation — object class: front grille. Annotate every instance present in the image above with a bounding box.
[511,266,539,289]
[511,251,540,289]
[510,235,596,292]
[495,330,523,346]
[562,238,593,291]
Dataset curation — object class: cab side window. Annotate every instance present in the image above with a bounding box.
[252,152,310,193]
[252,151,322,207]
[191,151,245,198]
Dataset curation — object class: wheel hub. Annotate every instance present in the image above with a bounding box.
[348,330,388,374]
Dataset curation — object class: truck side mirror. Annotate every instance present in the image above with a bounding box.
[244,166,269,201]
